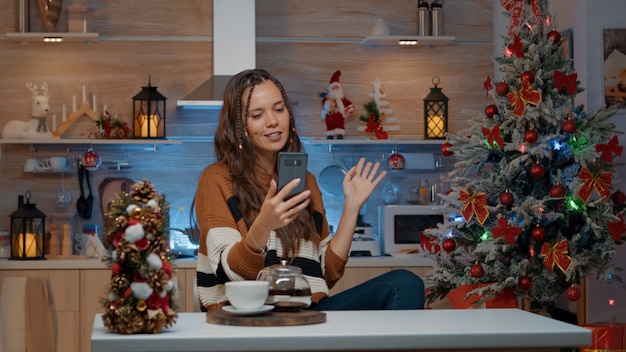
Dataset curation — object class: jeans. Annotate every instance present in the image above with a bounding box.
[311,269,425,310]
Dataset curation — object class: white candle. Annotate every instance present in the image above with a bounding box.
[82,85,86,103]
[140,115,159,137]
[103,104,108,115]
[62,104,66,121]
[52,113,56,131]
[92,94,97,112]
[72,95,76,111]
[17,233,38,258]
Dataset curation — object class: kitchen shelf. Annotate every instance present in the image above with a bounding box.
[304,138,444,146]
[0,138,181,145]
[361,35,455,47]
[6,32,99,43]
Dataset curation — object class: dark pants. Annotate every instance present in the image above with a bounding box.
[311,269,425,310]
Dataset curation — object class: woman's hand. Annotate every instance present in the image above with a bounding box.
[342,158,387,210]
[254,178,311,234]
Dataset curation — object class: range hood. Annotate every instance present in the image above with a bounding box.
[177,0,256,109]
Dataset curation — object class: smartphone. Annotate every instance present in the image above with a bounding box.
[277,152,308,200]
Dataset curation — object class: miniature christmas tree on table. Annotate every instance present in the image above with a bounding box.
[424,0,625,311]
[101,179,178,334]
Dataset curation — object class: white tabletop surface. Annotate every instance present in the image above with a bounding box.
[91,309,591,352]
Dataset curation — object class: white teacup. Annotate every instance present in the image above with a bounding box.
[225,281,269,310]
[24,158,48,172]
[48,156,67,170]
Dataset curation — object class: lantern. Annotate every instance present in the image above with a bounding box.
[132,76,167,139]
[10,192,46,260]
[424,76,449,139]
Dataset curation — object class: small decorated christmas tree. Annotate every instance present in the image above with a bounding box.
[101,179,178,334]
[424,1,625,311]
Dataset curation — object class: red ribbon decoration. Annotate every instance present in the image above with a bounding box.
[540,240,573,273]
[460,189,489,225]
[492,217,522,244]
[507,79,542,117]
[500,0,542,36]
[607,214,625,243]
[482,125,504,149]
[507,35,524,58]
[484,75,493,98]
[577,167,613,203]
[596,136,623,163]
[419,232,441,254]
[553,71,578,95]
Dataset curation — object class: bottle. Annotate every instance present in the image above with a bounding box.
[0,232,10,259]
[417,0,430,36]
[431,0,444,36]
[418,179,429,204]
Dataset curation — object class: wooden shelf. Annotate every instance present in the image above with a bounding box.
[361,35,454,47]
[303,137,444,146]
[0,138,181,145]
[6,32,99,43]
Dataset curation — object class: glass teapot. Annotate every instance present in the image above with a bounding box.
[256,260,312,310]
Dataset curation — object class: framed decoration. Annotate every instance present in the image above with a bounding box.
[560,29,573,69]
[603,28,626,109]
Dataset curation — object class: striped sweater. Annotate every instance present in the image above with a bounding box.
[194,161,347,310]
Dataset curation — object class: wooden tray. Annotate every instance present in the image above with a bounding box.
[206,309,326,326]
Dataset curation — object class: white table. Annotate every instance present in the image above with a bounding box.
[91,309,591,352]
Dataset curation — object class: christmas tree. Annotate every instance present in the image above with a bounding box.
[101,179,179,334]
[424,0,625,310]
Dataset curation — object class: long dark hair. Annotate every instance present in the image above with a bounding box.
[212,69,318,258]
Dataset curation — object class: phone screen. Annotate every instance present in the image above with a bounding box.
[277,152,308,199]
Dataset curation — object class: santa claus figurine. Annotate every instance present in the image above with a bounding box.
[321,70,355,139]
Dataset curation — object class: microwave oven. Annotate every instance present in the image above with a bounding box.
[378,205,450,257]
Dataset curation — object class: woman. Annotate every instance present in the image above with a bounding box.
[194,68,424,311]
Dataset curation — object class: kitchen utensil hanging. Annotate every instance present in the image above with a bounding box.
[76,162,93,219]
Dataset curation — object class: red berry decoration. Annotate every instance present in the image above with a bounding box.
[612,190,626,205]
[566,286,581,301]
[521,71,535,84]
[442,238,456,252]
[485,104,498,118]
[524,129,538,144]
[547,30,561,43]
[562,119,577,134]
[518,276,532,290]
[531,226,546,242]
[495,82,510,96]
[530,163,545,179]
[441,142,454,157]
[500,191,514,207]
[470,264,484,278]
[549,184,567,198]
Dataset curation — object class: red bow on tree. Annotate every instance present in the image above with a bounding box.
[596,136,623,163]
[577,167,612,203]
[492,217,522,244]
[540,239,572,273]
[482,125,504,149]
[607,214,625,243]
[500,0,542,36]
[507,79,542,117]
[553,71,578,95]
[507,35,524,58]
[484,75,493,98]
[460,189,489,225]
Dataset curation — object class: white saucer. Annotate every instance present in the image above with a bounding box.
[222,305,274,316]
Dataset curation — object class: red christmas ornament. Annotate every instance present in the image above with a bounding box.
[82,148,101,171]
[441,142,454,157]
[550,184,567,198]
[524,129,539,144]
[485,104,498,118]
[562,119,577,134]
[470,264,484,278]
[518,276,532,290]
[500,191,514,207]
[388,150,405,170]
[442,238,456,252]
[531,226,546,242]
[612,190,626,205]
[566,286,581,301]
[495,82,510,96]
[521,71,535,84]
[547,30,561,43]
[530,163,545,179]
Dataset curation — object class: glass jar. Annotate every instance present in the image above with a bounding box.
[257,260,312,311]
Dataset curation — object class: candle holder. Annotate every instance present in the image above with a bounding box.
[132,76,167,139]
[10,192,47,260]
[424,76,449,139]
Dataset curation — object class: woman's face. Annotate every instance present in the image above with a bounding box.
[242,80,290,164]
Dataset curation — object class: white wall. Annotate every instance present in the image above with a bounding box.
[494,0,626,323]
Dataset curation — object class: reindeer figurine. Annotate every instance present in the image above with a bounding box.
[1,82,53,139]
